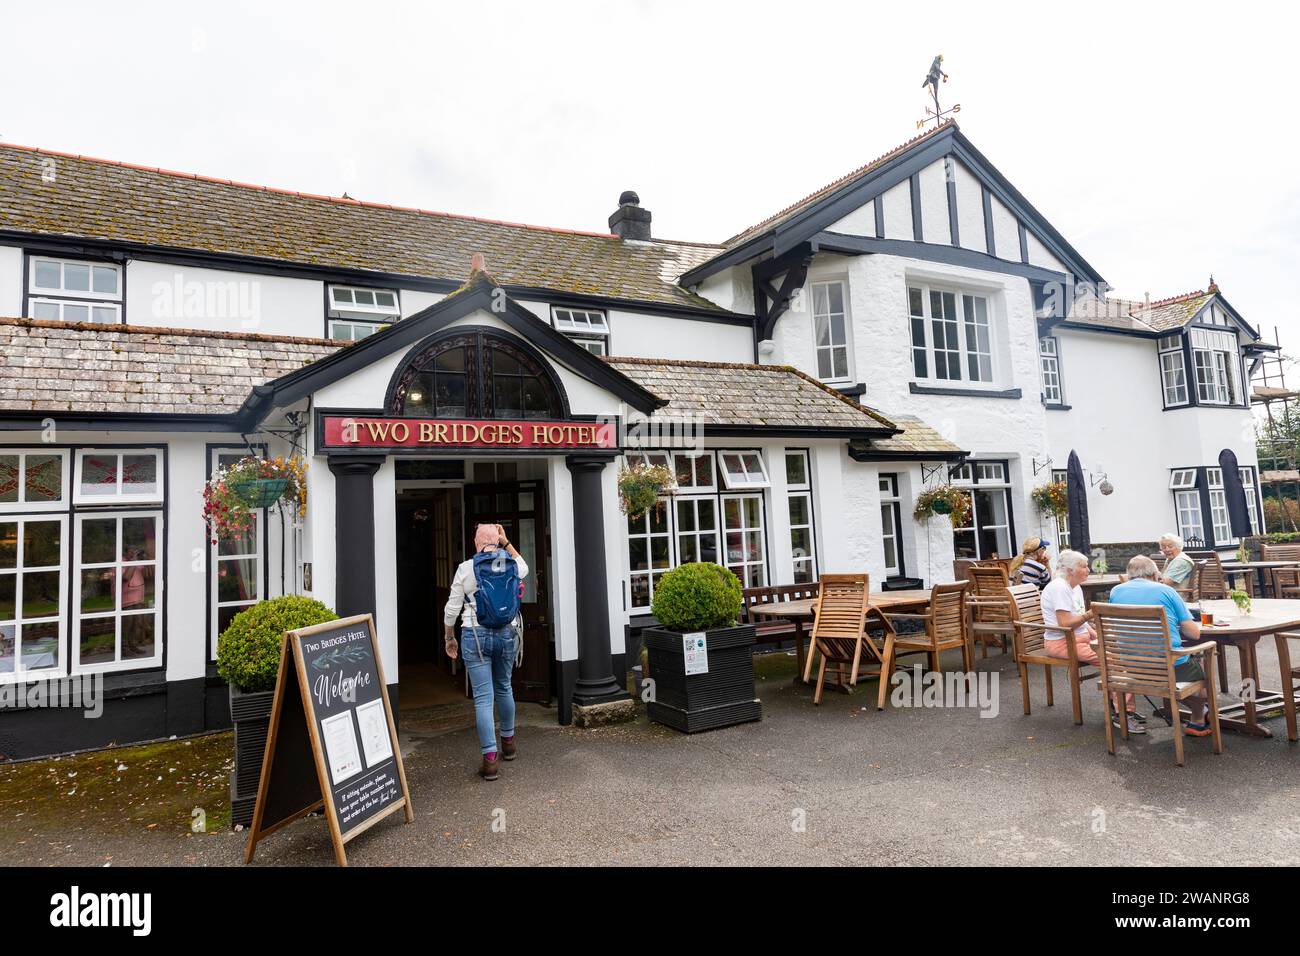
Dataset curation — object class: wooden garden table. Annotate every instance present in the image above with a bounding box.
[749,589,932,684]
[1081,573,1123,605]
[1218,560,1300,598]
[1192,599,1300,739]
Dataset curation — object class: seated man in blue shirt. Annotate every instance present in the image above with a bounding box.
[1109,555,1211,736]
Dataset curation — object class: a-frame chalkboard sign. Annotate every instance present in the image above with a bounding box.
[244,614,413,866]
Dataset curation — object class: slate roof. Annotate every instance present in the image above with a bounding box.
[862,414,965,458]
[720,122,956,248]
[606,357,897,433]
[0,318,340,415]
[0,318,920,435]
[0,142,728,314]
[1062,288,1219,335]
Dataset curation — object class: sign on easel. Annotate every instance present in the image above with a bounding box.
[244,614,413,866]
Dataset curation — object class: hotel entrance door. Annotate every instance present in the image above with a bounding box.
[463,479,552,704]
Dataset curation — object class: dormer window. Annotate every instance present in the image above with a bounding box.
[552,308,609,355]
[327,285,400,341]
[1190,328,1241,405]
[27,256,122,324]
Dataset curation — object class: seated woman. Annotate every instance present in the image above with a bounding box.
[1159,533,1195,590]
[1010,536,1052,590]
[1041,549,1139,733]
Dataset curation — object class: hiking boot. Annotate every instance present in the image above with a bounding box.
[500,735,517,761]
[479,753,500,780]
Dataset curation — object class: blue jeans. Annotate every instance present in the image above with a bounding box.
[461,625,517,755]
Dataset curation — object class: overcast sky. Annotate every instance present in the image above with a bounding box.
[3,1,1297,362]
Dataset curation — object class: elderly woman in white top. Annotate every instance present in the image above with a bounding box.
[1159,533,1196,590]
[1040,549,1139,732]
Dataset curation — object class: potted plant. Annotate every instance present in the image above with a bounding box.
[641,562,761,732]
[1229,588,1252,616]
[1031,480,1069,521]
[217,595,338,827]
[203,456,308,544]
[617,459,676,520]
[913,484,972,527]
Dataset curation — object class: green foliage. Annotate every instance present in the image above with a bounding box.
[217,596,338,692]
[1229,589,1252,614]
[1031,480,1069,519]
[618,460,676,519]
[651,562,742,631]
[913,484,972,527]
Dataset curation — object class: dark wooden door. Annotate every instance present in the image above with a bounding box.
[463,480,551,703]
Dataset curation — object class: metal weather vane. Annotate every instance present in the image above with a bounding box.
[918,54,961,129]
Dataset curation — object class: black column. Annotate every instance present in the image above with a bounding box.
[566,454,630,707]
[328,456,384,618]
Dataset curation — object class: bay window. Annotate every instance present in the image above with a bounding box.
[210,449,265,657]
[1206,468,1232,544]
[626,450,777,611]
[0,516,67,679]
[908,284,996,385]
[1191,328,1241,405]
[1159,335,1189,406]
[1169,469,1204,545]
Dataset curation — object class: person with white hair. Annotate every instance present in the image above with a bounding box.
[1159,533,1195,589]
[1041,549,1139,732]
[1110,555,1212,737]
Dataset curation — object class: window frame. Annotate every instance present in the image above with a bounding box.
[326,284,400,341]
[1038,336,1064,406]
[552,307,611,355]
[878,472,904,577]
[949,459,1015,560]
[1158,334,1190,408]
[786,450,818,584]
[718,450,770,490]
[0,449,70,514]
[72,509,164,676]
[0,513,70,682]
[908,283,1000,388]
[26,255,125,326]
[73,449,165,506]
[721,491,768,589]
[809,279,854,384]
[1190,327,1241,406]
[208,447,267,660]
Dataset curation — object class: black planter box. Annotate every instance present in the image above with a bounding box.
[229,685,275,827]
[642,624,761,733]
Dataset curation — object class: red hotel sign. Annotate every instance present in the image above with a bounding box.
[320,416,617,451]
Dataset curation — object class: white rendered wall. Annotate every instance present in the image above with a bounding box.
[919,160,951,245]
[607,309,752,362]
[881,181,912,240]
[953,161,986,253]
[0,244,21,316]
[127,261,325,337]
[1045,329,1261,547]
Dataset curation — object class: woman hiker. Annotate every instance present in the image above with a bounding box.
[443,523,528,781]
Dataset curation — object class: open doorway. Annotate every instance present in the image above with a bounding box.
[395,464,553,712]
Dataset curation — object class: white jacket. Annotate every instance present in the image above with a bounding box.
[443,549,529,629]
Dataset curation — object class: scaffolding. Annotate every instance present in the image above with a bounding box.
[1251,326,1300,531]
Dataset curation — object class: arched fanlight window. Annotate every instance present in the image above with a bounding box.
[388,329,567,419]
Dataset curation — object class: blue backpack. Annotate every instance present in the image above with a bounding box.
[472,550,521,628]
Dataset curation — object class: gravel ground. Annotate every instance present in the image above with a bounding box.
[2,645,1298,867]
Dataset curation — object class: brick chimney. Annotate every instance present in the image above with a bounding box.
[608,190,651,240]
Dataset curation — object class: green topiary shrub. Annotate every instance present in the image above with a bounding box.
[217,596,338,692]
[651,562,742,631]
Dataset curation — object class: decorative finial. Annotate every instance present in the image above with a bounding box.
[470,252,487,275]
[1207,274,1219,294]
[917,55,961,129]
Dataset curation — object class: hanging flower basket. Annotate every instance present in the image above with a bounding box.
[1031,480,1069,520]
[204,456,308,544]
[617,459,677,520]
[913,484,972,528]
[231,477,290,509]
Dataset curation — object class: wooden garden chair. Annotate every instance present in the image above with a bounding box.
[1004,583,1097,724]
[1274,631,1300,742]
[1195,554,1229,600]
[1090,602,1223,766]
[876,581,971,711]
[966,564,1013,658]
[1274,567,1300,599]
[807,574,894,705]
